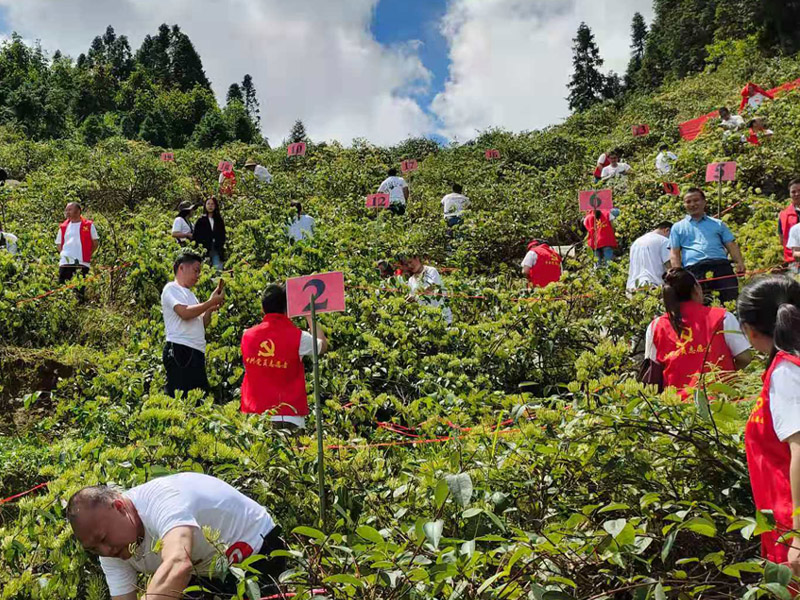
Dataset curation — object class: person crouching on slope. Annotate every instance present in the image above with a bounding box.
[738,276,800,572]
[240,283,328,431]
[643,268,752,396]
[521,240,561,288]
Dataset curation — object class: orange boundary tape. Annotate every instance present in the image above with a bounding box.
[14,262,131,306]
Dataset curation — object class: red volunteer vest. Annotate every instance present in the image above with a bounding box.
[59,217,95,263]
[652,302,735,392]
[593,155,610,179]
[220,170,236,196]
[526,242,562,288]
[745,129,760,146]
[745,352,800,564]
[584,211,617,250]
[240,313,308,417]
[779,204,800,263]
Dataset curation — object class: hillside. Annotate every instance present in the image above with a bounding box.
[1,36,800,599]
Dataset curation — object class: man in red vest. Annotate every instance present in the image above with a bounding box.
[55,202,99,303]
[778,179,800,270]
[583,208,619,266]
[241,283,328,430]
[521,240,562,288]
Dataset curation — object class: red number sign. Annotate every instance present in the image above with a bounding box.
[663,182,680,196]
[287,271,346,318]
[579,189,613,212]
[288,142,307,157]
[366,193,390,208]
[631,124,650,137]
[485,149,500,160]
[401,159,418,173]
[160,152,174,162]
[217,161,233,173]
[705,161,737,182]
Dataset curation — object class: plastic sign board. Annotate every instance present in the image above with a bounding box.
[705,161,737,182]
[287,271,346,318]
[631,124,650,137]
[217,160,233,173]
[160,152,174,162]
[366,193,390,208]
[288,142,307,157]
[579,189,613,212]
[663,182,680,196]
[401,159,418,173]
[485,149,500,160]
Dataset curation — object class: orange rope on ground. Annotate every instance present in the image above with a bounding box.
[14,262,132,306]
[0,482,49,505]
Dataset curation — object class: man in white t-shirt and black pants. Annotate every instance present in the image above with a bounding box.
[161,253,224,398]
[377,168,409,216]
[67,472,286,600]
[626,221,673,291]
[55,202,99,303]
[287,202,315,243]
[441,183,470,228]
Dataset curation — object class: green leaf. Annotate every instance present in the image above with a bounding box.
[682,517,717,537]
[598,502,629,513]
[762,582,792,600]
[434,479,449,509]
[292,526,326,540]
[424,520,444,549]
[654,582,666,600]
[462,507,483,519]
[356,525,384,544]
[324,574,364,587]
[603,518,627,538]
[446,472,474,507]
[765,562,792,586]
[245,579,260,600]
[661,530,677,562]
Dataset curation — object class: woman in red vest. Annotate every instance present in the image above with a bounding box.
[240,284,328,430]
[738,276,800,570]
[592,151,611,183]
[778,179,800,271]
[644,268,752,394]
[521,240,561,288]
[583,209,619,266]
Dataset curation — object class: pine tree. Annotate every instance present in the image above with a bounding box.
[169,25,210,91]
[289,119,307,143]
[603,71,623,100]
[226,83,243,105]
[191,109,232,148]
[567,23,607,112]
[624,13,648,89]
[241,74,260,126]
[135,25,171,86]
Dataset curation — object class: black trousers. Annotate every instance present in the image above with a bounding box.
[163,342,210,398]
[58,265,90,303]
[186,527,288,599]
[389,203,406,216]
[687,259,739,305]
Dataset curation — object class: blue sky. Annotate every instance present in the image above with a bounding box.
[371,0,449,127]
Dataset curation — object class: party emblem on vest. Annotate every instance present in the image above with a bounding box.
[258,339,276,358]
[225,541,254,565]
[748,396,765,425]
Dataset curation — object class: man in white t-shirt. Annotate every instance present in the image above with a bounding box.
[655,144,678,175]
[0,230,18,255]
[287,202,315,243]
[441,183,470,227]
[787,222,800,274]
[55,202,99,303]
[377,168,409,216]
[67,473,285,600]
[719,107,745,132]
[626,221,673,291]
[244,157,272,184]
[601,152,632,180]
[401,254,453,324]
[161,253,224,398]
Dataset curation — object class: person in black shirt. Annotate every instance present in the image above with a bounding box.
[193,195,226,271]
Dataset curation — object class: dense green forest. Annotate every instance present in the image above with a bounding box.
[4,5,800,600]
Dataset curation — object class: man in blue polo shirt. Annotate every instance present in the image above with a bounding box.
[669,187,745,304]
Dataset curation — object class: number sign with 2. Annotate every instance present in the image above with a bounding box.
[366,193,390,209]
[286,272,346,318]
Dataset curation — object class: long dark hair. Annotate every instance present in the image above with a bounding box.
[204,195,223,223]
[662,268,699,334]
[738,276,800,363]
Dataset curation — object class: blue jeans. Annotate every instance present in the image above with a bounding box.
[209,250,224,271]
[594,247,614,265]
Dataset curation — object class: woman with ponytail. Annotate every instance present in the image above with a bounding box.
[644,268,752,393]
[738,276,800,570]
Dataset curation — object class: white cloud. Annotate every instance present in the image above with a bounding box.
[432,0,655,140]
[0,0,434,145]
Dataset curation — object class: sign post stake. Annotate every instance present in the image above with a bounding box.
[309,294,325,527]
[717,164,723,217]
